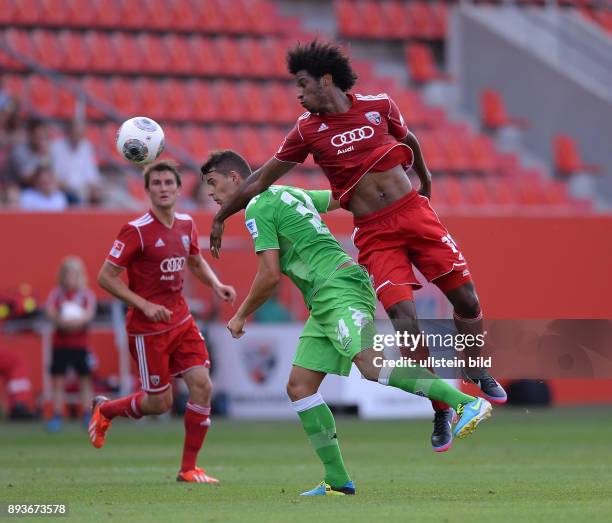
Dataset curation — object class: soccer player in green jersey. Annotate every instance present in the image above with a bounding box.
[201,150,492,496]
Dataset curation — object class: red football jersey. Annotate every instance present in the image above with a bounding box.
[47,286,96,349]
[274,92,414,206]
[106,211,200,335]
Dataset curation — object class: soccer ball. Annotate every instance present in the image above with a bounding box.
[116,116,165,164]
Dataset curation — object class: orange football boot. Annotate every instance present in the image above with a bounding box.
[177,467,220,484]
[88,395,112,449]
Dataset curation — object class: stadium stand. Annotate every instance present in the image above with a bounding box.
[0,0,602,212]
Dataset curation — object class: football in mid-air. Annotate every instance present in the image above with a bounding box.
[116,116,165,164]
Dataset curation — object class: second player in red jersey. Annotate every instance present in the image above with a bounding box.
[210,40,506,453]
[91,160,236,484]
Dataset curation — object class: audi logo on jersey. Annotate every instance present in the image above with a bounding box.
[330,126,374,147]
[160,256,186,273]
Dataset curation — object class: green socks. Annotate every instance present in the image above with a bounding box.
[380,365,474,411]
[293,393,350,488]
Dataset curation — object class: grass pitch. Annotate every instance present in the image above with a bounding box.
[1,407,611,522]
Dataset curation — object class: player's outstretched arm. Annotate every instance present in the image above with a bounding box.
[402,130,432,199]
[227,250,281,338]
[97,261,172,323]
[210,158,294,258]
[187,254,236,304]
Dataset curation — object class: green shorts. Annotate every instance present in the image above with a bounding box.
[294,264,377,376]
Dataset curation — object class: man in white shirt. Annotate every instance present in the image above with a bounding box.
[50,120,101,205]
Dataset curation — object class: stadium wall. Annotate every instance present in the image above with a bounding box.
[2,211,611,407]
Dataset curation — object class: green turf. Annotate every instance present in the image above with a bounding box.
[1,407,611,522]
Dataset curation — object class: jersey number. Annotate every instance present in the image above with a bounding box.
[280,191,327,234]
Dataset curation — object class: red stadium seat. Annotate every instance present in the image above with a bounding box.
[183,125,215,159]
[55,83,78,119]
[110,33,141,73]
[171,0,198,31]
[30,30,65,70]
[553,134,601,176]
[480,89,529,131]
[39,0,69,26]
[417,130,446,174]
[27,76,58,116]
[216,0,252,34]
[4,29,34,64]
[247,38,276,78]
[463,177,490,206]
[12,0,43,25]
[335,0,365,37]
[209,126,236,150]
[360,0,386,38]
[133,78,167,120]
[83,31,115,72]
[190,81,221,122]
[191,0,225,34]
[469,135,498,174]
[267,83,297,125]
[235,127,267,167]
[405,44,451,85]
[440,176,467,207]
[381,0,412,39]
[143,0,176,31]
[109,77,142,117]
[163,35,194,75]
[215,38,247,77]
[241,84,268,124]
[188,36,221,76]
[406,2,438,41]
[487,177,517,206]
[213,81,244,123]
[161,79,192,121]
[63,0,98,27]
[138,34,170,74]
[60,30,93,72]
[81,76,111,118]
[114,0,148,29]
[439,126,473,174]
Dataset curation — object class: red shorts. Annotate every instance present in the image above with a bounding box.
[352,190,471,309]
[128,318,210,393]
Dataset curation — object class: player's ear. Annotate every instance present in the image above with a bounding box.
[321,73,333,88]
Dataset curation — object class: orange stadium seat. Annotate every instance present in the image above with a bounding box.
[469,135,498,174]
[360,0,387,38]
[417,130,446,174]
[463,177,491,206]
[487,177,517,206]
[439,126,473,174]
[440,176,467,207]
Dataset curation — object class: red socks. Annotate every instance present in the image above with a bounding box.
[100,392,145,420]
[180,402,211,472]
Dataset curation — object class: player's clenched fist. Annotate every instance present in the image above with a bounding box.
[227,315,246,339]
[142,302,173,323]
[213,282,236,304]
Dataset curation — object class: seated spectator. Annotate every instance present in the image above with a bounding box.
[7,117,51,187]
[97,167,144,210]
[50,120,101,205]
[0,94,23,196]
[20,164,68,211]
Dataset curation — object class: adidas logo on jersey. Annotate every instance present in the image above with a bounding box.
[317,123,328,132]
[155,238,165,247]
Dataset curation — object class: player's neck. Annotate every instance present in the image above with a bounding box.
[319,90,351,114]
[151,206,175,228]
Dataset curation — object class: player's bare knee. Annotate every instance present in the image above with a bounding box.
[286,380,312,402]
[353,351,379,381]
[451,284,481,318]
[189,377,212,404]
[146,390,173,414]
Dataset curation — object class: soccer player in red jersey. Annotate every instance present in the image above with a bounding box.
[91,160,236,483]
[209,41,506,453]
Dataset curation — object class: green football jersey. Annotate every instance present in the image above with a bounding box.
[244,185,352,308]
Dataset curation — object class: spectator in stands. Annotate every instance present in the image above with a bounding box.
[50,120,101,205]
[0,91,23,204]
[97,167,144,210]
[20,164,68,211]
[7,117,51,187]
[45,256,96,431]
